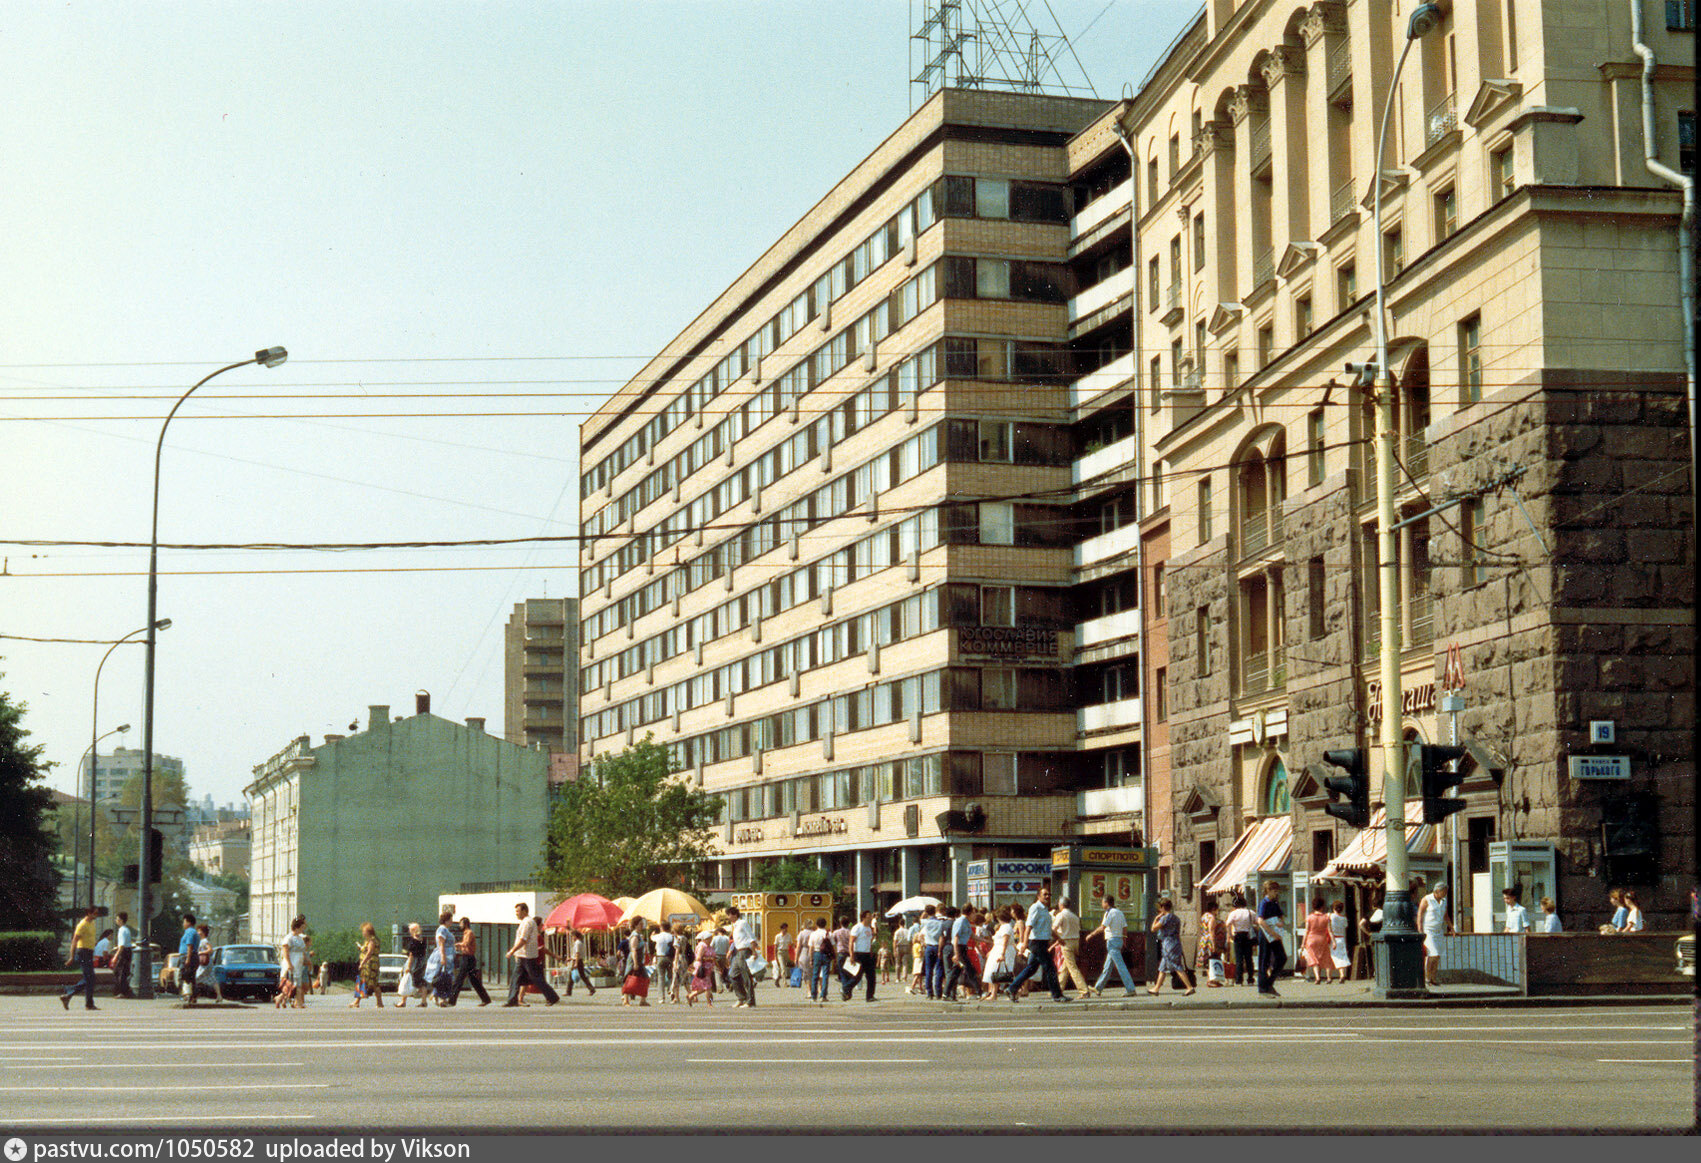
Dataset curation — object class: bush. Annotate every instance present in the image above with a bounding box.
[307,926,363,982]
[0,931,59,971]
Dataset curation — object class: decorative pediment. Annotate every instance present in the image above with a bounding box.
[1465,79,1523,128]
[1359,168,1409,211]
[1276,241,1322,280]
[1291,765,1326,803]
[1181,785,1223,821]
[1208,301,1245,335]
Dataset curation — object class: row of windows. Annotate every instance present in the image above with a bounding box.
[613,665,1075,770]
[583,174,1072,497]
[714,748,1088,823]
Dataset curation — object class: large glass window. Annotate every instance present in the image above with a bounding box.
[983,753,1017,795]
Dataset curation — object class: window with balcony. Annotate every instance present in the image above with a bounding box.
[1103,749,1139,789]
[1099,661,1139,702]
[1359,523,1380,655]
[982,753,1017,795]
[981,668,1018,710]
[1404,514,1433,646]
[1094,571,1140,617]
[1237,568,1286,695]
[1171,338,1184,387]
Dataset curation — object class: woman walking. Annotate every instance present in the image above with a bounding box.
[686,928,716,1006]
[394,922,428,1008]
[350,922,384,1008]
[1302,898,1333,984]
[1328,901,1351,982]
[281,916,309,1010]
[621,920,651,1007]
[1147,898,1195,995]
[981,906,1015,999]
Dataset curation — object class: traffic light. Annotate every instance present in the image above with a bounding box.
[147,828,164,883]
[1320,749,1370,829]
[1418,744,1469,824]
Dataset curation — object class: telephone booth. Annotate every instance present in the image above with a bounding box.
[729,892,835,962]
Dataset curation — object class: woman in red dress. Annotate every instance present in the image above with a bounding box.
[1302,898,1333,984]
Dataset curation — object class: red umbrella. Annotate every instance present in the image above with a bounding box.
[544,893,624,931]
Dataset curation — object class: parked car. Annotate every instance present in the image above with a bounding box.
[158,952,181,994]
[1677,933,1695,979]
[377,953,409,992]
[194,945,282,1002]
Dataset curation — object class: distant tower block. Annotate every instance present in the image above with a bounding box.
[910,0,1096,106]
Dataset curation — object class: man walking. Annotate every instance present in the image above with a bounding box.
[502,901,559,1007]
[892,919,911,989]
[773,922,793,989]
[805,919,832,1001]
[940,906,975,1001]
[561,926,597,996]
[1087,894,1138,996]
[830,915,853,1000]
[727,905,758,1008]
[177,913,201,1005]
[110,911,135,999]
[848,910,878,1002]
[1052,894,1096,997]
[1007,886,1067,1002]
[918,904,946,999]
[60,905,100,1011]
[449,917,492,1006]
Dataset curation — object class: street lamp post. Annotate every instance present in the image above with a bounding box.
[136,347,286,1000]
[89,621,169,913]
[71,723,130,917]
[1368,3,1441,998]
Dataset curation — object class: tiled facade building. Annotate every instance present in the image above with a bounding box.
[578,1,1694,928]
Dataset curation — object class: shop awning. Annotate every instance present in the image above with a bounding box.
[1199,815,1293,893]
[1313,801,1440,882]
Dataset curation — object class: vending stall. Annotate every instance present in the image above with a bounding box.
[728,891,835,963]
[1049,844,1160,983]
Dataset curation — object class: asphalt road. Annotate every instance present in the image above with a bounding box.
[1,993,1692,1132]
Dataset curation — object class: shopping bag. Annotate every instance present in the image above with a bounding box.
[1208,958,1226,982]
[789,966,804,988]
[746,954,768,978]
[397,971,415,996]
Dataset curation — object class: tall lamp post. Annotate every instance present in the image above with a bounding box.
[90,621,170,913]
[1367,3,1441,998]
[136,347,286,1000]
[72,724,130,915]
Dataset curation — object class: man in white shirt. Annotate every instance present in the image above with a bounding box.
[727,905,758,1008]
[1007,885,1067,1002]
[502,901,558,1006]
[807,920,834,1001]
[773,923,793,989]
[562,927,596,996]
[891,920,911,987]
[111,912,135,999]
[1088,894,1137,995]
[848,910,877,1002]
[1502,887,1530,933]
[711,927,732,990]
[1051,895,1095,997]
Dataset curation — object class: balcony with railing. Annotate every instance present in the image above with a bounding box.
[1240,652,1287,697]
[1078,783,1145,817]
[1072,179,1133,239]
[1242,508,1268,556]
[1072,432,1139,485]
[1250,117,1272,171]
[1068,351,1134,410]
[1074,521,1143,568]
[1332,178,1357,224]
[1078,696,1143,734]
[1409,586,1435,647]
[1069,265,1135,321]
[1426,92,1458,146]
[1327,39,1352,95]
[1253,246,1275,288]
[1075,607,1142,649]
[1401,434,1429,479]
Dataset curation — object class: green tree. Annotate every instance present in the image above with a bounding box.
[540,734,721,899]
[0,676,62,932]
[94,769,196,933]
[751,857,845,896]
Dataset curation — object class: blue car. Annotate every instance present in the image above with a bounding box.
[195,944,282,1002]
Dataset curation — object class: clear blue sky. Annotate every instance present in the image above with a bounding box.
[0,1,1187,806]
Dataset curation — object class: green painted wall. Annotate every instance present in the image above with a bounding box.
[296,712,548,938]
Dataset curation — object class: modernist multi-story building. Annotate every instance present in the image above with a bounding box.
[246,697,550,946]
[578,0,1694,928]
[502,597,580,760]
[80,747,185,805]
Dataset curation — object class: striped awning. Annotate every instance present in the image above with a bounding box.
[1199,815,1293,893]
[1313,800,1440,881]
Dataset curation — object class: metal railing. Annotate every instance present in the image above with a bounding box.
[1253,246,1275,287]
[1402,434,1429,478]
[1331,178,1357,223]
[1327,39,1352,92]
[1409,589,1435,646]
[1426,92,1457,146]
[1250,117,1272,169]
[1242,651,1269,696]
[1435,933,1527,992]
[1242,509,1268,555]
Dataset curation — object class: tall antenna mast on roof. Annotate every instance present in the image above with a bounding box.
[910,0,1098,108]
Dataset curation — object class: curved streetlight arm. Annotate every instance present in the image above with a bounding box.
[88,622,161,912]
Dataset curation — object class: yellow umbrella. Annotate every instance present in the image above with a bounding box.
[612,897,638,915]
[621,887,712,928]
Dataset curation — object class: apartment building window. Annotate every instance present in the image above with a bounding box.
[1152,563,1166,617]
[1338,262,1357,305]
[981,585,1015,627]
[1384,227,1404,277]
[1196,605,1212,676]
[1148,256,1161,309]
[978,420,1013,462]
[1195,319,1208,367]
[1308,555,1327,639]
[1224,349,1240,390]
[981,668,1018,710]
[1169,235,1182,294]
[982,753,1018,795]
[1198,475,1213,544]
[1459,314,1483,404]
[1296,296,1314,338]
[1150,357,1163,410]
[1256,324,1274,369]
[1104,749,1137,789]
[1461,497,1488,585]
[1101,662,1138,702]
[1359,523,1381,654]
[1169,133,1181,180]
[1307,408,1326,486]
[1680,111,1696,174]
[1153,667,1168,720]
[1148,155,1160,204]
[979,501,1015,545]
[1668,1,1694,30]
[1171,338,1184,386]
[1151,459,1166,512]
[1435,186,1457,239]
[1193,212,1206,271]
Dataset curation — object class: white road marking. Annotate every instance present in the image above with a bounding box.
[689,1058,931,1064]
[0,1083,328,1092]
[1596,1059,1690,1064]
[3,1062,304,1070]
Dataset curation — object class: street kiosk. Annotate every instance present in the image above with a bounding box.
[1050,844,1161,982]
[729,891,834,962]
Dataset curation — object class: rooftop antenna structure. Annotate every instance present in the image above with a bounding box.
[910,0,1097,107]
